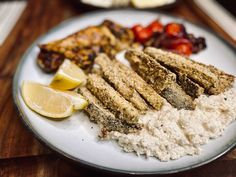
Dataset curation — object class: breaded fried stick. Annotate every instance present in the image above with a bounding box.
[87,74,139,123]
[95,54,148,112]
[79,87,141,135]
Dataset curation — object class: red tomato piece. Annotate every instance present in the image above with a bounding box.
[170,38,192,48]
[147,20,163,33]
[160,37,190,49]
[174,43,192,56]
[164,23,185,37]
[131,24,143,35]
[135,28,153,43]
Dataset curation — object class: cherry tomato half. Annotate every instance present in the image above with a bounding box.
[164,23,185,37]
[135,28,153,43]
[174,43,192,56]
[147,20,163,33]
[131,24,143,35]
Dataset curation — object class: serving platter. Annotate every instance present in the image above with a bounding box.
[13,10,236,174]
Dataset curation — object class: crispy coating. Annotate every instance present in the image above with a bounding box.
[95,54,148,112]
[125,49,176,93]
[125,49,195,110]
[86,74,139,123]
[79,87,141,135]
[112,60,163,110]
[144,47,235,94]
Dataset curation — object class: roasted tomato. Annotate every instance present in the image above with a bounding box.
[160,37,189,48]
[160,37,192,55]
[164,23,186,38]
[132,24,153,43]
[131,24,143,35]
[174,43,192,56]
[147,20,163,33]
[131,20,206,55]
[135,28,153,43]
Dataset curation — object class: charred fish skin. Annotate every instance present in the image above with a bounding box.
[112,60,163,110]
[125,49,195,110]
[144,47,234,94]
[79,87,141,135]
[37,19,136,73]
[95,54,148,112]
[125,49,176,93]
[37,26,117,72]
[161,82,196,110]
[177,73,204,99]
[86,74,139,123]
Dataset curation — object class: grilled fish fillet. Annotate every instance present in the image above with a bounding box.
[112,60,163,110]
[79,87,141,135]
[38,26,118,72]
[37,20,135,73]
[125,49,195,110]
[95,54,148,112]
[86,74,139,123]
[144,47,235,94]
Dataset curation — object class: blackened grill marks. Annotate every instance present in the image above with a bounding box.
[37,49,65,73]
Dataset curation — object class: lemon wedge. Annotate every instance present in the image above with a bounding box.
[63,91,88,110]
[22,81,88,118]
[50,59,87,90]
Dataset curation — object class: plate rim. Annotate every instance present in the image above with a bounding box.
[13,9,236,175]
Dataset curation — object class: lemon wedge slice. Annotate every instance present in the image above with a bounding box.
[50,59,87,90]
[64,91,88,110]
[22,81,87,118]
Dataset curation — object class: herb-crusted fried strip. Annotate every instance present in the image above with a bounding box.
[95,54,148,112]
[200,64,235,94]
[125,49,176,93]
[144,47,234,94]
[86,74,139,123]
[144,47,216,91]
[112,60,163,110]
[79,87,141,135]
[125,49,195,110]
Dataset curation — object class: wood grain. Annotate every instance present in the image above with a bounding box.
[184,0,236,47]
[0,154,236,177]
[0,0,236,176]
[0,78,51,158]
[0,0,74,159]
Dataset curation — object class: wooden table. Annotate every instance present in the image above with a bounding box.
[0,0,235,176]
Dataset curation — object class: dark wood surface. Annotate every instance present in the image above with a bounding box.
[0,0,236,176]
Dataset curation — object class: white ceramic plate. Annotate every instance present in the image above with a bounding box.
[13,10,236,174]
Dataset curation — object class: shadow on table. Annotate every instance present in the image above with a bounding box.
[60,154,236,177]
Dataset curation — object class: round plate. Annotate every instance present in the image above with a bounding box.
[78,0,178,9]
[13,10,236,174]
